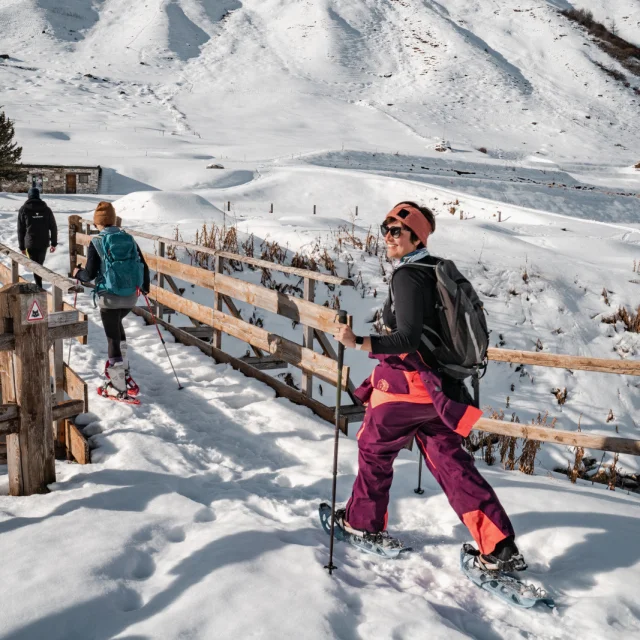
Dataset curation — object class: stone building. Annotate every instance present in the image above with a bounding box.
[1,165,101,194]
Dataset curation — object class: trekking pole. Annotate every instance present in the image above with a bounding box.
[143,293,184,390]
[414,447,425,495]
[67,280,79,365]
[326,309,348,576]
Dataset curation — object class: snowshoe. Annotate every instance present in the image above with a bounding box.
[99,361,140,405]
[105,356,139,397]
[460,544,554,609]
[318,503,411,559]
[97,382,141,405]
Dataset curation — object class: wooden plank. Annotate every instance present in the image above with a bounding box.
[221,294,263,358]
[75,225,354,285]
[474,417,640,456]
[488,347,640,377]
[0,245,83,294]
[144,252,345,333]
[131,305,348,432]
[68,215,81,276]
[212,255,223,349]
[240,356,288,370]
[52,399,85,422]
[48,310,80,327]
[65,419,90,464]
[147,285,349,389]
[48,321,88,342]
[63,363,88,411]
[301,278,314,396]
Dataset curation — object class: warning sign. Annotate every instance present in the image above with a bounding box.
[26,299,45,323]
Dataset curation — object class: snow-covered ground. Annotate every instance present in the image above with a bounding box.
[2,1,640,638]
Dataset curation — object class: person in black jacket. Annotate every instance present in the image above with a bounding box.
[17,187,58,288]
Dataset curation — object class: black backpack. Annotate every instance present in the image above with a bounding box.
[391,258,489,381]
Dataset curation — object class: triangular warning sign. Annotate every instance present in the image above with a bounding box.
[27,299,44,323]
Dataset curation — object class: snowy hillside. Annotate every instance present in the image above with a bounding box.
[2,0,640,638]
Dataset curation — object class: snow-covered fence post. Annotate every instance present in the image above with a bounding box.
[0,283,55,495]
[301,278,315,396]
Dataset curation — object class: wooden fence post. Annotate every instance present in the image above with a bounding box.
[158,241,165,321]
[68,214,81,276]
[301,277,315,396]
[52,286,65,450]
[11,259,19,284]
[0,283,55,495]
[213,255,223,349]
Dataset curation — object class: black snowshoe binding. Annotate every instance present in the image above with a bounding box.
[477,537,528,572]
[335,509,405,552]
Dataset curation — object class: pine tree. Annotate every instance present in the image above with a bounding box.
[0,108,24,185]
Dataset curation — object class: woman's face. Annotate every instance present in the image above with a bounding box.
[384,222,421,260]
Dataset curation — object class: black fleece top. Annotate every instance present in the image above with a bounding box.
[370,255,472,404]
[371,256,440,363]
[17,198,58,250]
[75,232,151,293]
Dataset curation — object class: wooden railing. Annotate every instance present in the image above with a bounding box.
[0,255,91,494]
[69,216,640,456]
[70,216,362,431]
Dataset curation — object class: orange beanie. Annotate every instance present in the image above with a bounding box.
[94,201,117,227]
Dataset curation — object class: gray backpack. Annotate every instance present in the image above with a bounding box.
[391,258,489,381]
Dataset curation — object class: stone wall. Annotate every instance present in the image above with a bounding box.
[1,165,101,194]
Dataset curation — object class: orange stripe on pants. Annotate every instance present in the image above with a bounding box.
[462,510,507,555]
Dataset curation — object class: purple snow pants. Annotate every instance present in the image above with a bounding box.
[345,401,515,555]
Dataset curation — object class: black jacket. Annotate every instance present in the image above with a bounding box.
[17,198,58,251]
[75,237,151,294]
[371,255,472,404]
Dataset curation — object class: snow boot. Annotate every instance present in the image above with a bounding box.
[335,508,405,553]
[478,536,528,572]
[120,342,139,396]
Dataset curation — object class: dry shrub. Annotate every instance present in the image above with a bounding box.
[608,454,620,490]
[551,387,568,405]
[635,162,640,170]
[606,409,615,423]
[260,239,287,265]
[499,434,518,471]
[569,446,585,484]
[602,306,640,332]
[519,438,541,475]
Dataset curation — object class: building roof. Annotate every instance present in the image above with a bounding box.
[20,164,101,171]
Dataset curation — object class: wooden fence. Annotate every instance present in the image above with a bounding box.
[69,216,640,456]
[0,248,91,495]
[70,216,363,432]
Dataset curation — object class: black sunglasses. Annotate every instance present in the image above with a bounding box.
[380,223,407,238]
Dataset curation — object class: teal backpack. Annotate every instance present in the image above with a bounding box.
[92,227,144,298]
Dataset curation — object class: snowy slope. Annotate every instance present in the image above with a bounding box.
[1,0,639,191]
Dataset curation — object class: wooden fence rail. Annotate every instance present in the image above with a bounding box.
[71,215,361,432]
[69,215,640,456]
